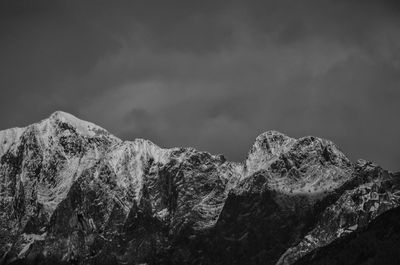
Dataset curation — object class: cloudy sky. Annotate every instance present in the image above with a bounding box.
[0,0,399,170]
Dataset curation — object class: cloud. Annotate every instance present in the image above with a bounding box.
[1,0,400,170]
[78,29,356,156]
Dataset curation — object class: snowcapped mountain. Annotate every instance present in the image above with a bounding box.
[0,111,398,265]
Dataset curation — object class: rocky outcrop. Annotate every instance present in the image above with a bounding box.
[0,111,398,265]
[277,160,400,265]
[293,203,400,265]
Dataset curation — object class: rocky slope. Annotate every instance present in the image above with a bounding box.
[293,198,400,265]
[0,111,398,265]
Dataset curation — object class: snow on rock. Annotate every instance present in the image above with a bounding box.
[277,161,400,265]
[0,127,25,157]
[245,131,353,198]
[0,111,398,265]
[246,130,295,176]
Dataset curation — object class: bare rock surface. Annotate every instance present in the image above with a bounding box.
[293,202,400,265]
[0,111,398,265]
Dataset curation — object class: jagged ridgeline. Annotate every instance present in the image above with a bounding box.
[0,111,399,265]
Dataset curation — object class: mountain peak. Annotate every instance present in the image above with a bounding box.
[49,110,77,120]
[47,111,115,139]
[246,130,295,175]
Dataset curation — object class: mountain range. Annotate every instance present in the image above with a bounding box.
[0,111,399,265]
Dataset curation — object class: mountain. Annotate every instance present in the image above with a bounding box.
[0,111,398,265]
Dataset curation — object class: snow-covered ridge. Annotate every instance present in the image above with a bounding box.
[0,111,354,194]
[0,111,355,222]
[48,111,117,139]
[1,111,397,265]
[244,130,353,196]
[0,111,350,173]
[0,111,120,157]
[245,130,296,175]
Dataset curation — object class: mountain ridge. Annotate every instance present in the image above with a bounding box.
[0,111,398,265]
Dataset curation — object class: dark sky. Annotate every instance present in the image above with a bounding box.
[0,0,399,171]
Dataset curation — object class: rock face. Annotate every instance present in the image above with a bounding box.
[277,161,400,265]
[0,111,398,265]
[293,202,400,265]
